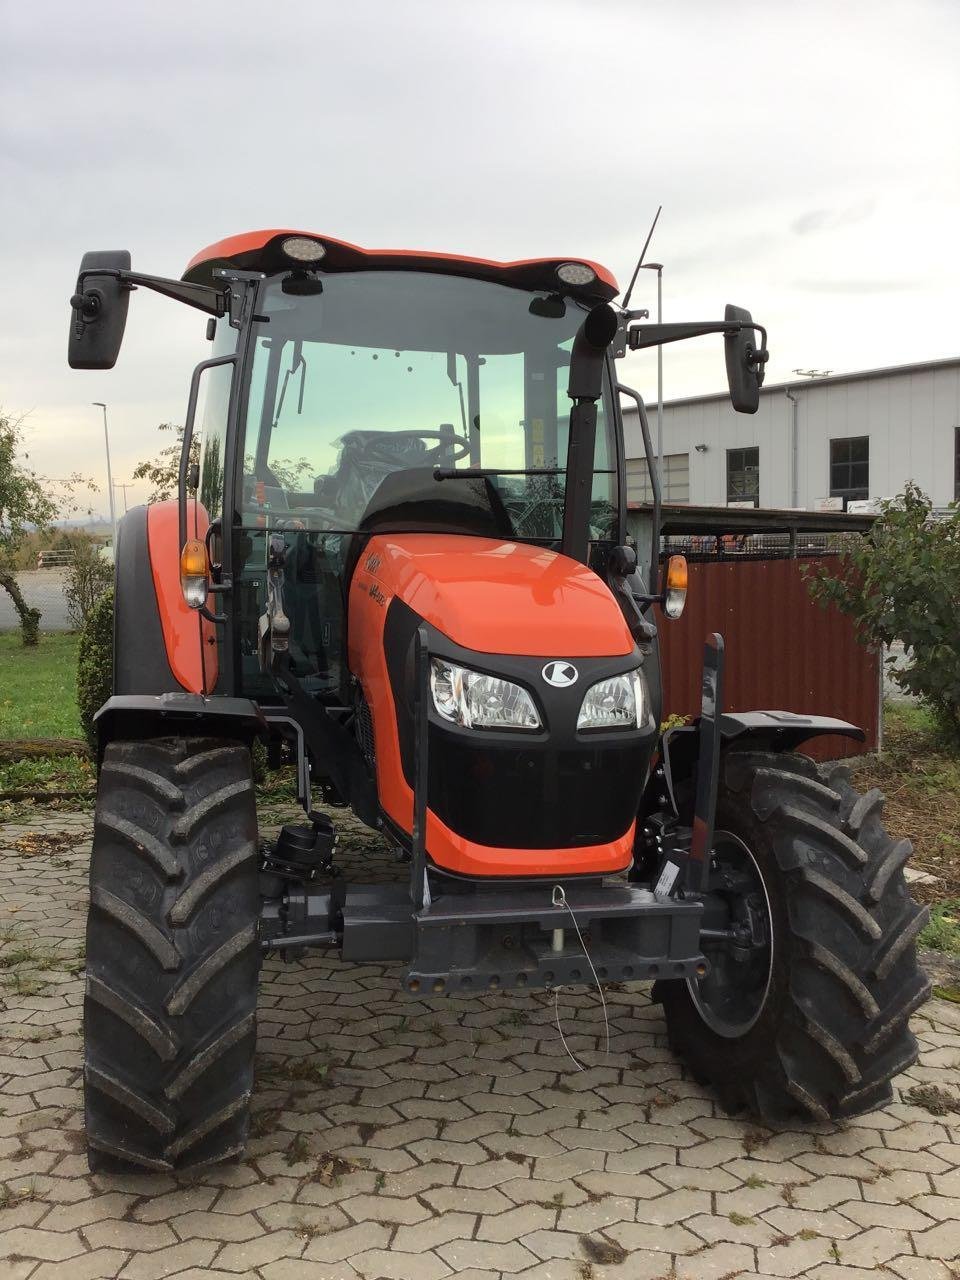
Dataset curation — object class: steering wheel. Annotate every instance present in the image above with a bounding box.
[352,430,471,467]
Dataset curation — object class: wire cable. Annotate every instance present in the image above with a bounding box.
[550,885,611,1071]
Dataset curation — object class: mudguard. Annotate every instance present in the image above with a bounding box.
[94,693,265,760]
[655,711,865,817]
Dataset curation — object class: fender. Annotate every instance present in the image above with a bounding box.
[94,693,265,761]
[653,711,866,817]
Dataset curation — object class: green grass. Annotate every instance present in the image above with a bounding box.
[920,899,960,954]
[0,632,82,739]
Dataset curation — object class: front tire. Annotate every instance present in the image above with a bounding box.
[659,750,931,1122]
[84,737,260,1171]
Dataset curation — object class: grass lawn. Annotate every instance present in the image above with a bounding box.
[0,631,82,740]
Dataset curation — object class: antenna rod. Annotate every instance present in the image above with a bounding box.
[621,205,662,310]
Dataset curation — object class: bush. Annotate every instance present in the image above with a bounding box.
[806,483,960,745]
[77,588,114,751]
[63,537,113,630]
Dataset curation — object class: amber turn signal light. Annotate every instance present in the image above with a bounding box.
[180,539,209,609]
[663,554,688,620]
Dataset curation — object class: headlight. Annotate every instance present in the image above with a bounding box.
[577,670,647,731]
[430,658,541,730]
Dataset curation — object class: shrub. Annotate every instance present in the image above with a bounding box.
[806,483,960,745]
[77,588,114,751]
[63,537,113,630]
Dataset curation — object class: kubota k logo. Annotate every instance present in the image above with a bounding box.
[542,661,579,688]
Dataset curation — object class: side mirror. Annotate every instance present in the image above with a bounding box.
[68,250,132,369]
[724,303,766,414]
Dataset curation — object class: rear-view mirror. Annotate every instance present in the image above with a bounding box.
[724,303,764,414]
[68,250,132,369]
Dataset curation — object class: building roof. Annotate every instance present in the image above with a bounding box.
[621,354,960,413]
[628,501,876,535]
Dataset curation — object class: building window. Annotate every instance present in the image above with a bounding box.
[830,436,869,505]
[626,453,690,504]
[727,446,760,507]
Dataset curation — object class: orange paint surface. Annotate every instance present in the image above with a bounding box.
[183,228,619,294]
[348,533,635,876]
[363,534,633,658]
[146,501,218,694]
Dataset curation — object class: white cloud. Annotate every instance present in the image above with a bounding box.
[2,0,958,510]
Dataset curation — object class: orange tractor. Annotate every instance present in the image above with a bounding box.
[67,232,927,1171]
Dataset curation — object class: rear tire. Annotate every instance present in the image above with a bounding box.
[84,737,260,1172]
[658,750,931,1123]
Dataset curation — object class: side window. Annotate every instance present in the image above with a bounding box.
[830,436,869,506]
[196,361,234,518]
[727,446,760,507]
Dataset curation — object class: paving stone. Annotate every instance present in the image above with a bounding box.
[118,1239,220,1279]
[473,1203,554,1244]
[836,1197,935,1231]
[605,1219,704,1255]
[170,1210,265,1242]
[82,1217,182,1253]
[756,1233,835,1276]
[0,1224,88,1261]
[4,810,960,1280]
[392,1210,477,1252]
[675,1241,756,1280]
[437,1238,538,1272]
[31,1249,128,1280]
[910,1219,960,1261]
[887,1256,960,1280]
[763,1205,863,1239]
[336,1192,430,1225]
[212,1230,305,1271]
[302,1221,390,1264]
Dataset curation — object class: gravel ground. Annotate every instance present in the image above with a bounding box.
[0,808,958,1280]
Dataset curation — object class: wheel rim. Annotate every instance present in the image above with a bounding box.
[687,830,774,1038]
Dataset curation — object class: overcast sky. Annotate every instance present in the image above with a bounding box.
[2,0,958,516]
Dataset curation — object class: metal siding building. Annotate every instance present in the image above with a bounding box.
[622,356,960,510]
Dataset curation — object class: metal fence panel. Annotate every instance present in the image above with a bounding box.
[659,555,879,759]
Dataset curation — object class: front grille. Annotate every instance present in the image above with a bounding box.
[428,733,649,849]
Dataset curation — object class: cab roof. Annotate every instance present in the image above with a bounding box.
[182,229,619,301]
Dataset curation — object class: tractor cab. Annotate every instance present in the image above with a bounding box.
[215,260,625,701]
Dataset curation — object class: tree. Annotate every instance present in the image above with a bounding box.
[134,423,313,506]
[132,423,195,503]
[1,411,99,645]
[0,413,57,645]
[806,483,960,744]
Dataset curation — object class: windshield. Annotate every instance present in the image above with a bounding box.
[240,270,618,543]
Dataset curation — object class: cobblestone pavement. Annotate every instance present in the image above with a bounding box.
[0,809,958,1280]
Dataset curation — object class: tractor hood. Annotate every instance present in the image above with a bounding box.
[354,533,633,657]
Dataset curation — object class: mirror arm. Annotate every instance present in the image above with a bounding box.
[627,319,765,351]
[72,268,227,318]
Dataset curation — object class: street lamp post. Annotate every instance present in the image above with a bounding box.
[639,264,664,493]
[92,402,117,550]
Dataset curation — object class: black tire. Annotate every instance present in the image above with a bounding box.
[658,750,931,1123]
[84,737,260,1172]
